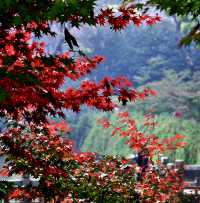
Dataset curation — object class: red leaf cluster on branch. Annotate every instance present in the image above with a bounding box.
[0,27,149,123]
[96,5,161,30]
[98,112,186,202]
[0,23,157,125]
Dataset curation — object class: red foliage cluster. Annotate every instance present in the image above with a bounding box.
[96,5,161,30]
[98,112,186,202]
[0,1,185,202]
[0,113,185,202]
[0,26,155,124]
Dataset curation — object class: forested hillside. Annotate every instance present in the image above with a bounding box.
[79,20,200,85]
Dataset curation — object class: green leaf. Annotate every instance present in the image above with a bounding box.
[0,87,8,102]
[16,73,40,85]
[12,16,22,26]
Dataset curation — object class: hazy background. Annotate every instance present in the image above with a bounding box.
[38,0,200,164]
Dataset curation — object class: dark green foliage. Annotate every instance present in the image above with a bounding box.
[129,0,200,46]
[0,0,96,31]
[0,88,8,103]
[0,181,14,200]
[178,193,200,203]
[146,0,200,18]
